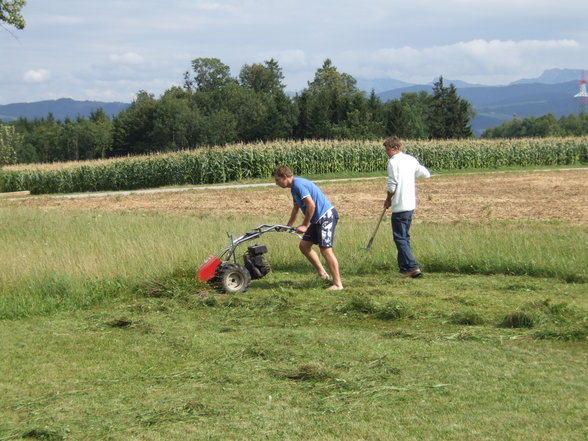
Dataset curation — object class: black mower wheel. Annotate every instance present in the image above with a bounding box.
[214,262,251,293]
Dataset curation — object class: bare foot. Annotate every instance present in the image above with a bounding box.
[318,272,331,281]
[326,284,344,291]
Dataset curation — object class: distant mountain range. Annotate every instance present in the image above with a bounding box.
[0,98,129,123]
[357,68,585,92]
[1,69,585,136]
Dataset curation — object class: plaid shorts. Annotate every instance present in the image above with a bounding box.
[302,208,339,248]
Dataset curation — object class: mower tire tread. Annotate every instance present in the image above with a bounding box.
[213,262,251,293]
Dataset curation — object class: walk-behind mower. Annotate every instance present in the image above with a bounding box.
[197,224,300,293]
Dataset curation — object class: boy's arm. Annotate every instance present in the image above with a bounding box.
[416,163,431,178]
[384,191,394,209]
[287,203,300,227]
[296,196,315,233]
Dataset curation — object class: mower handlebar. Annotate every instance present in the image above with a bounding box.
[231,224,299,245]
[250,224,297,234]
[266,224,296,233]
[216,224,301,261]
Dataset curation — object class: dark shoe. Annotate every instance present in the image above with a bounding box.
[402,269,422,279]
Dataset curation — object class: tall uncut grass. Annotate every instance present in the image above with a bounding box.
[1,207,586,319]
[1,137,587,194]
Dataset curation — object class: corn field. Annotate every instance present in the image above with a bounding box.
[1,137,587,195]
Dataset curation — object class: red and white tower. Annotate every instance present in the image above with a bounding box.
[574,70,588,113]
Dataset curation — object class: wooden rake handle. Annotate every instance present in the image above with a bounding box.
[365,207,388,250]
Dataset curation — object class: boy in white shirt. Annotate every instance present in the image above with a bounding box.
[383,136,431,278]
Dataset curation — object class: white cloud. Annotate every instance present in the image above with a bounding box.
[349,39,583,84]
[23,69,51,83]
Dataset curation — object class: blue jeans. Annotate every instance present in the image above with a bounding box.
[391,210,419,273]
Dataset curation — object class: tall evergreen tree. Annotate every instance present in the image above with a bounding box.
[87,108,113,159]
[307,59,358,95]
[385,92,430,139]
[295,59,367,138]
[429,76,474,139]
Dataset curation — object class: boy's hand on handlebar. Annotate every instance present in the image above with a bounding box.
[295,225,308,234]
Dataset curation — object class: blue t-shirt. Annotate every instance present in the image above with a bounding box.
[291,177,333,223]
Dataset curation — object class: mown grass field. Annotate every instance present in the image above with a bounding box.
[0,168,587,441]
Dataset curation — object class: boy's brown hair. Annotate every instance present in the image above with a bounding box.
[383,136,402,149]
[272,165,293,178]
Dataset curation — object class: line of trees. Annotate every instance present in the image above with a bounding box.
[481,112,588,138]
[1,58,475,165]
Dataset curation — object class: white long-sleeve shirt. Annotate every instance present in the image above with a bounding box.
[387,151,431,213]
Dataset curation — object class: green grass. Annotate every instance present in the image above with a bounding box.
[0,206,586,319]
[0,203,587,440]
[1,272,586,440]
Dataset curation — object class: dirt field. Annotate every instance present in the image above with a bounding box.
[3,169,587,224]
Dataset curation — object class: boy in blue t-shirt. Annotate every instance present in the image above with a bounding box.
[272,165,343,290]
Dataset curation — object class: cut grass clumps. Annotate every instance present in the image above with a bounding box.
[21,428,64,441]
[136,401,220,427]
[449,310,486,326]
[337,295,378,315]
[241,342,279,360]
[191,292,290,311]
[533,326,588,341]
[498,299,584,329]
[381,330,416,339]
[499,311,538,329]
[535,299,578,323]
[279,363,335,382]
[106,317,134,328]
[446,329,482,341]
[249,294,291,312]
[336,295,413,321]
[139,278,197,299]
[376,301,414,321]
[193,293,219,307]
[529,299,588,341]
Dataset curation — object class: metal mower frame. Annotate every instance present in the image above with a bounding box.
[198,224,300,293]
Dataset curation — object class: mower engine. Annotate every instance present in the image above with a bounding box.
[243,244,270,279]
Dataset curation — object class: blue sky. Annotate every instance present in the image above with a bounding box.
[1,0,587,104]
